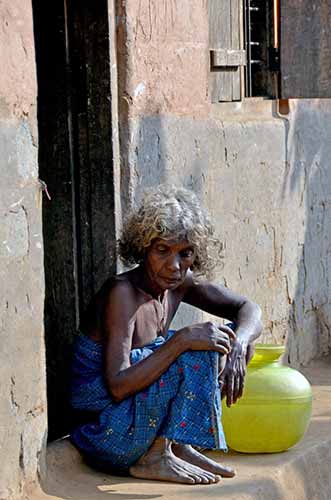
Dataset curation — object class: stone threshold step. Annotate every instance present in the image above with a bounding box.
[32,357,331,500]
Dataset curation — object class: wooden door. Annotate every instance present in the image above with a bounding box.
[209,0,246,102]
[280,0,331,98]
[32,0,116,440]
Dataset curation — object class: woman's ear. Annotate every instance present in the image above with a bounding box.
[191,255,199,270]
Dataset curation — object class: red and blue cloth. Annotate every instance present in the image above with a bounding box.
[70,331,227,472]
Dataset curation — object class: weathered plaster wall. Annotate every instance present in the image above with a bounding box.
[285,100,331,365]
[117,0,331,366]
[0,2,46,499]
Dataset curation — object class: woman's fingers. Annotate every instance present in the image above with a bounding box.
[232,372,242,404]
[220,376,227,400]
[214,343,230,355]
[217,324,236,341]
[226,363,246,406]
[226,373,234,407]
[215,334,231,351]
[237,374,245,400]
[202,322,236,351]
[237,363,246,399]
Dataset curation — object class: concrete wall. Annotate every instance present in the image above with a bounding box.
[0,0,329,496]
[0,2,47,499]
[116,0,331,366]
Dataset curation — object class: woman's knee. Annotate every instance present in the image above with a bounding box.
[178,348,218,371]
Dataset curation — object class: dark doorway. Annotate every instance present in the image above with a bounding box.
[32,0,117,440]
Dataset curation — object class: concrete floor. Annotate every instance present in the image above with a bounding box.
[33,357,331,500]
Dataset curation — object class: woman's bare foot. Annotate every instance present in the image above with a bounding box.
[129,438,221,484]
[172,444,235,478]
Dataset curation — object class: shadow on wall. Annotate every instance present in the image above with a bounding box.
[120,108,207,208]
[124,110,208,329]
[282,100,331,365]
[115,1,207,211]
[115,1,206,327]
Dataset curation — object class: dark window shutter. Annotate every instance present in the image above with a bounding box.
[280,0,331,98]
[209,0,245,102]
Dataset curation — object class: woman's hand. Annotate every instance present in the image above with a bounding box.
[219,339,247,407]
[178,322,236,355]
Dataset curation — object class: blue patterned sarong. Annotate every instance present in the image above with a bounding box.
[70,331,227,472]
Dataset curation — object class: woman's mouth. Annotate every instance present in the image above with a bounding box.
[161,276,181,285]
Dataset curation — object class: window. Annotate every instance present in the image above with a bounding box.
[209,0,331,102]
[244,0,278,98]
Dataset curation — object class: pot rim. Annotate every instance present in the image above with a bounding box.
[251,343,286,364]
[255,343,286,351]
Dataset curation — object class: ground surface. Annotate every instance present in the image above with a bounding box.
[33,357,331,500]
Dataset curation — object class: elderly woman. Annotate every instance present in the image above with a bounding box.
[70,186,262,485]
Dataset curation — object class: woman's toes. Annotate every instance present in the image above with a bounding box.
[173,465,198,484]
[192,475,202,484]
[183,476,196,484]
[198,474,209,484]
[191,466,218,484]
[193,469,217,484]
[183,470,202,484]
[202,471,218,483]
[220,466,235,478]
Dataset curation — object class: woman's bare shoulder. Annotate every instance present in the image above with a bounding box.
[99,271,139,304]
[80,272,138,333]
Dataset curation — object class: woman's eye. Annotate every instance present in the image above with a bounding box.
[180,250,194,259]
[156,246,168,253]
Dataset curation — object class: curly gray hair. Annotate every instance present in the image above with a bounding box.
[118,185,223,275]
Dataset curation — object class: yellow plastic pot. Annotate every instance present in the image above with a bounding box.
[222,344,312,453]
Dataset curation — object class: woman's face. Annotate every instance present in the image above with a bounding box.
[143,237,195,293]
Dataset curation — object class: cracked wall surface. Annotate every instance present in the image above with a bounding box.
[285,101,331,365]
[1,1,329,496]
[117,0,331,366]
[0,1,46,499]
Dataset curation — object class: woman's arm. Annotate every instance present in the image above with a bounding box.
[183,272,263,406]
[182,272,262,338]
[102,281,235,402]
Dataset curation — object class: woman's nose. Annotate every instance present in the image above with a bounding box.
[166,254,181,271]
